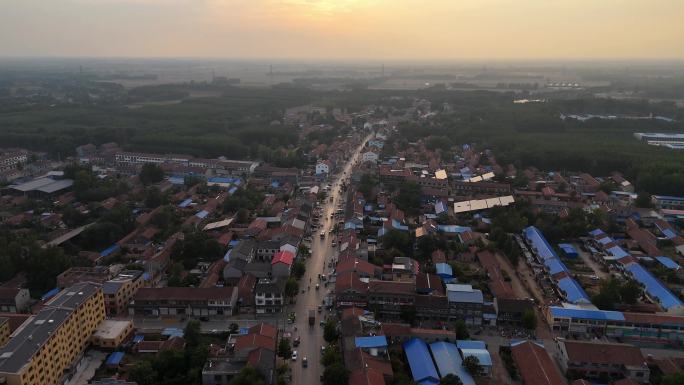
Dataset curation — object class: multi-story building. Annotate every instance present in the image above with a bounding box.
[446,284,484,326]
[0,282,105,385]
[0,318,9,347]
[558,340,650,384]
[57,266,114,288]
[254,279,285,316]
[366,281,415,320]
[0,288,31,314]
[102,270,144,317]
[129,287,238,318]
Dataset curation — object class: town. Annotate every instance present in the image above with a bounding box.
[0,91,683,385]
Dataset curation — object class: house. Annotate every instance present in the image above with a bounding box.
[254,278,285,316]
[362,151,379,164]
[315,160,332,175]
[558,340,650,384]
[270,251,294,278]
[223,258,248,286]
[0,287,31,313]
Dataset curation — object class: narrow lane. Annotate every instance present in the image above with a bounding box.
[289,133,371,385]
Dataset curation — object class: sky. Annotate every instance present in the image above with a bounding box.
[1,0,683,60]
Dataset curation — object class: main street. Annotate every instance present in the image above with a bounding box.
[289,134,371,385]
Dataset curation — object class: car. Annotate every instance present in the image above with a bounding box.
[315,284,320,290]
[321,345,326,353]
[318,305,322,313]
[293,336,301,347]
[291,351,298,361]
[302,357,308,367]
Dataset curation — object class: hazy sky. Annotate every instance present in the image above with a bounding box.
[1,0,683,60]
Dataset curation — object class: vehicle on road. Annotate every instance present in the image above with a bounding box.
[315,284,320,290]
[309,309,315,326]
[302,357,308,367]
[320,231,325,238]
[293,336,300,346]
[317,305,322,313]
[291,351,298,361]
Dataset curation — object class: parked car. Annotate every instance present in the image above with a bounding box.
[291,351,298,361]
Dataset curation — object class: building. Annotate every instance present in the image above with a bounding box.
[0,288,30,314]
[362,151,379,164]
[510,340,565,385]
[57,266,114,288]
[558,340,650,384]
[633,132,684,146]
[203,323,277,385]
[102,270,144,316]
[0,283,105,385]
[270,251,294,278]
[445,284,483,326]
[0,151,28,173]
[315,160,332,175]
[403,338,439,385]
[367,281,415,321]
[129,287,238,318]
[494,298,534,325]
[429,341,475,385]
[254,279,285,316]
[91,320,134,349]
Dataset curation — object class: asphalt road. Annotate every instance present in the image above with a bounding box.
[289,134,370,385]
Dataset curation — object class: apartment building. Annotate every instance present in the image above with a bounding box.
[129,287,238,318]
[0,318,9,347]
[254,279,286,316]
[0,151,28,173]
[0,282,105,385]
[102,270,144,317]
[367,281,416,321]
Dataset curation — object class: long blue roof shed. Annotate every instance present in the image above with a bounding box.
[557,276,591,304]
[624,263,684,310]
[523,226,558,261]
[404,338,440,385]
[429,341,475,385]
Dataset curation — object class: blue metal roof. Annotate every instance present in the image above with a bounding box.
[523,226,558,261]
[429,342,475,385]
[106,352,125,366]
[556,276,591,304]
[459,348,492,366]
[625,263,684,310]
[435,201,447,215]
[549,307,625,321]
[558,243,578,256]
[435,263,453,278]
[161,328,184,338]
[392,218,409,231]
[404,338,440,385]
[133,334,144,343]
[589,229,605,237]
[178,198,193,208]
[355,336,388,348]
[663,228,677,239]
[195,210,209,219]
[168,176,185,185]
[607,245,629,258]
[40,288,60,301]
[437,225,471,234]
[545,258,568,275]
[456,340,486,350]
[100,244,120,257]
[655,256,680,270]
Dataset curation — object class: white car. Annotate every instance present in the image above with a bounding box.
[291,350,298,361]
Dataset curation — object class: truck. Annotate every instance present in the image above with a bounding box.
[309,309,315,326]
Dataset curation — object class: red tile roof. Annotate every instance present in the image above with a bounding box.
[234,333,276,352]
[563,341,646,367]
[336,257,379,277]
[368,280,415,295]
[271,250,294,266]
[511,341,565,385]
[248,323,278,339]
[335,271,368,294]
